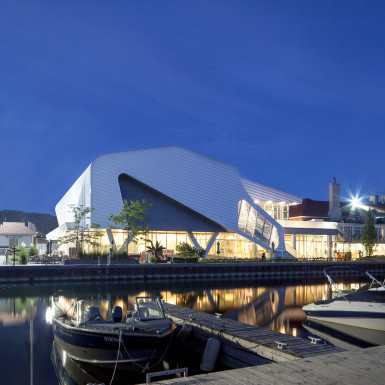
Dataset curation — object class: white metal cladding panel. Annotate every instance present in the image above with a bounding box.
[88,147,257,233]
[55,165,92,226]
[241,178,302,204]
[90,147,248,230]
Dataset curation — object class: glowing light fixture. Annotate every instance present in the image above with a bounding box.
[351,196,361,208]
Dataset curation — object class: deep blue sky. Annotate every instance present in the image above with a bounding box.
[1,1,384,214]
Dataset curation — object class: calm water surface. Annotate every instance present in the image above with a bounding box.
[0,277,374,384]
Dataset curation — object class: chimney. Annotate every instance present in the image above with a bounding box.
[328,177,342,220]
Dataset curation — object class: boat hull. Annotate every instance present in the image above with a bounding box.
[303,319,385,348]
[303,301,385,332]
[52,318,174,372]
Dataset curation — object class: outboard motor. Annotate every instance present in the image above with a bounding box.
[84,306,103,321]
[112,306,123,322]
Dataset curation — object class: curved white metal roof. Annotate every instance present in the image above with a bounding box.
[52,146,286,250]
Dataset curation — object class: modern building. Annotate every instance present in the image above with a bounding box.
[47,147,303,258]
[47,147,384,259]
[288,182,385,259]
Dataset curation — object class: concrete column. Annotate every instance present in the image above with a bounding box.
[291,234,296,250]
[327,235,332,260]
[106,229,117,251]
[204,232,219,258]
[252,243,258,258]
[187,232,201,250]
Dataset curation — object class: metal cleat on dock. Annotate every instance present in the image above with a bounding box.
[308,336,322,344]
[274,341,287,349]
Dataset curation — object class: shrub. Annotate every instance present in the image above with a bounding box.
[176,242,205,259]
[28,245,38,256]
[16,247,28,265]
[75,251,133,260]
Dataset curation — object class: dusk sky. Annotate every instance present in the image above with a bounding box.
[1,1,384,215]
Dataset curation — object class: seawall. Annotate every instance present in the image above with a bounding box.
[0,261,384,284]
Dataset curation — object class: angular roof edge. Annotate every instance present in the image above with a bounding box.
[91,146,238,171]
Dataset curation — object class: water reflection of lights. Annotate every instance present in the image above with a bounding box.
[45,307,54,324]
[62,347,67,367]
[52,283,333,339]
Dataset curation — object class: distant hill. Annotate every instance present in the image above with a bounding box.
[0,210,58,235]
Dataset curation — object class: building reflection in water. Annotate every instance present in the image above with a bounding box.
[50,281,365,338]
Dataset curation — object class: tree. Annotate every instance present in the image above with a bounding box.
[108,199,152,252]
[58,205,102,256]
[146,240,165,262]
[361,209,378,256]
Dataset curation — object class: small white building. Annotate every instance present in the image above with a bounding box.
[0,222,37,256]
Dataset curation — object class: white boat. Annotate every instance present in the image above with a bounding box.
[302,267,385,332]
[303,319,385,349]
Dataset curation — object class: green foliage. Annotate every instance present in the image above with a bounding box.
[146,240,165,262]
[361,209,379,256]
[58,205,102,255]
[15,246,28,264]
[28,245,38,256]
[176,242,205,259]
[108,199,152,248]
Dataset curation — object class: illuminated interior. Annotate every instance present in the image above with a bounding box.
[78,229,269,258]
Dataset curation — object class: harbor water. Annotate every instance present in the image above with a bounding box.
[0,277,382,384]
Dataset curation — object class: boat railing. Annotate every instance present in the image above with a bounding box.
[323,267,385,302]
[365,272,385,290]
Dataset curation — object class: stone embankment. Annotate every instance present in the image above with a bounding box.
[0,261,384,284]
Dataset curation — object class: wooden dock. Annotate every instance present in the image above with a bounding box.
[163,303,343,369]
[146,345,385,384]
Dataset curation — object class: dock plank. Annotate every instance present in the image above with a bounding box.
[145,346,385,385]
[165,303,341,363]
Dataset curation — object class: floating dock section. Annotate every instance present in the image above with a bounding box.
[147,304,384,384]
[164,303,342,369]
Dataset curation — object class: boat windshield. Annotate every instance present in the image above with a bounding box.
[72,299,113,324]
[135,297,166,321]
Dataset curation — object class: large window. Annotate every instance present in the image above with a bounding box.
[238,200,279,249]
[295,235,329,260]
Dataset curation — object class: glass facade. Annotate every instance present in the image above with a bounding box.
[286,234,330,260]
[238,200,279,249]
[257,202,289,220]
[80,229,265,259]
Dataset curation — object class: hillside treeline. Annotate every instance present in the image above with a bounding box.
[0,210,58,235]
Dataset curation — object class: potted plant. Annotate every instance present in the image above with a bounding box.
[146,240,166,263]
